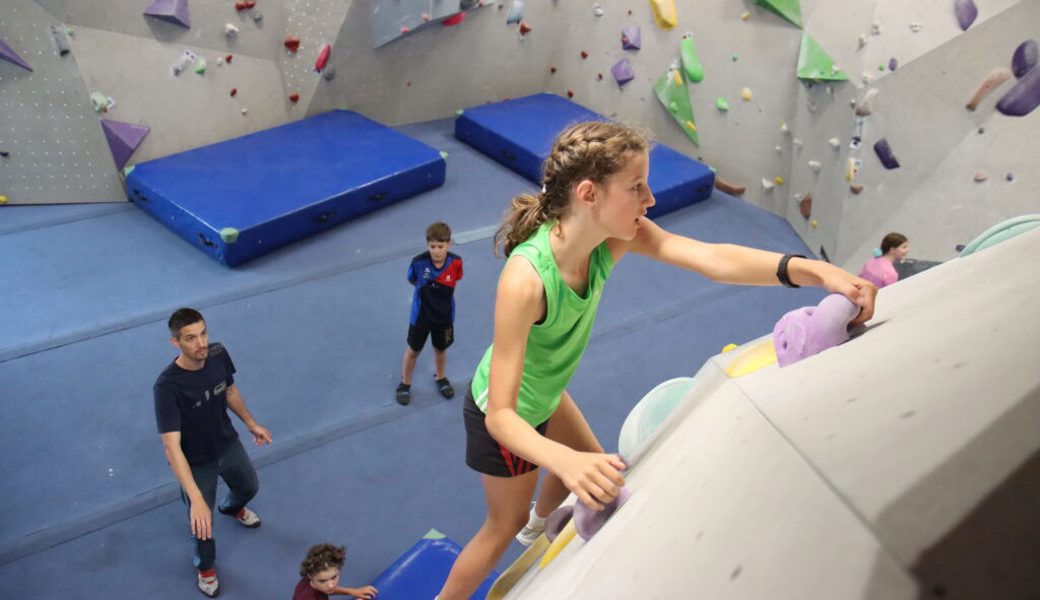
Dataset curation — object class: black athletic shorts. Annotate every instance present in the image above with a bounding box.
[407,323,454,352]
[464,383,549,477]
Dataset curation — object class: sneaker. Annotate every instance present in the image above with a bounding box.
[197,569,220,597]
[515,520,545,546]
[232,507,261,528]
[396,383,411,406]
[515,503,547,546]
[435,377,455,399]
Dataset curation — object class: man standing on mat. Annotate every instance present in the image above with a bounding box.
[154,307,272,597]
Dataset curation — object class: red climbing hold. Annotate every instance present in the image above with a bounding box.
[314,43,331,72]
[567,90,574,98]
[284,37,301,53]
[442,12,466,26]
[235,1,256,11]
[581,50,589,59]
[225,54,233,64]
[289,92,300,103]
[401,26,411,34]
[230,87,237,97]
[518,21,532,35]
[550,66,557,74]
[598,73,604,80]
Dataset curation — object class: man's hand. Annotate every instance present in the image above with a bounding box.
[190,500,213,540]
[249,423,272,447]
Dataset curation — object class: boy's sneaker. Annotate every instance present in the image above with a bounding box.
[435,377,455,399]
[232,507,261,528]
[197,569,220,597]
[396,383,411,406]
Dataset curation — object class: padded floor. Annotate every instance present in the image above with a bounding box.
[0,117,824,599]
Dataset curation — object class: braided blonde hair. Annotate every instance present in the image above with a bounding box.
[494,121,649,256]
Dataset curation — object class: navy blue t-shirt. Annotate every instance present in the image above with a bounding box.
[407,251,463,327]
[154,343,239,465]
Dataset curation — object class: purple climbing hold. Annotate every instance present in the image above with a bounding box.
[144,0,191,29]
[996,62,1040,116]
[888,57,898,71]
[874,138,900,169]
[621,26,641,50]
[954,0,978,31]
[611,59,635,86]
[573,487,632,541]
[101,119,151,170]
[0,37,33,72]
[773,294,860,368]
[1011,39,1038,78]
[544,506,574,542]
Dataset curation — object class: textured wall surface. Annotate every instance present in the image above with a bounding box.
[2,0,1037,269]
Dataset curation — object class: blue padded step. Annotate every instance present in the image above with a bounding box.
[370,532,498,599]
[455,93,715,218]
[126,110,446,266]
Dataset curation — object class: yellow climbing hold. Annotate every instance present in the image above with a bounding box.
[672,69,683,87]
[722,343,738,353]
[539,521,578,569]
[811,219,818,229]
[649,0,678,30]
[741,87,753,101]
[487,534,550,600]
[774,176,784,185]
[741,11,751,20]
[724,338,777,377]
[0,195,8,204]
[685,120,697,131]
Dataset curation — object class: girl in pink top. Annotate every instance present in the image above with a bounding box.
[859,232,909,288]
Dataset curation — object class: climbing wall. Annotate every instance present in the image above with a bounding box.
[277,0,350,116]
[0,0,124,204]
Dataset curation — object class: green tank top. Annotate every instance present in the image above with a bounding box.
[471,221,615,426]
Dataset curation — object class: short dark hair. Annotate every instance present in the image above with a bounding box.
[426,221,451,243]
[299,543,346,577]
[880,232,908,255]
[168,308,204,337]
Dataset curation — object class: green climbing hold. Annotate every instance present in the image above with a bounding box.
[439,150,449,160]
[654,66,699,146]
[753,0,802,28]
[797,33,848,82]
[732,54,739,62]
[123,165,135,177]
[454,109,464,118]
[219,227,240,244]
[193,57,207,75]
[716,97,729,112]
[423,528,447,540]
[680,36,705,83]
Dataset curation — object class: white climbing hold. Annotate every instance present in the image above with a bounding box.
[761,178,775,191]
[224,23,240,37]
[828,137,841,149]
[793,138,803,148]
[808,160,822,172]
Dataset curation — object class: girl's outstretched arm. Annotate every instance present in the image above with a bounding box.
[484,256,625,509]
[614,218,877,324]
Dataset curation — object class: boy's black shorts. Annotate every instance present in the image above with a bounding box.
[407,324,454,352]
[464,383,549,478]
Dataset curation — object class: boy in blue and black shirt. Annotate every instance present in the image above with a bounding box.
[397,222,464,405]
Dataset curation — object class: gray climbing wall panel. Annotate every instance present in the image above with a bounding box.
[279,0,351,115]
[370,0,489,49]
[0,0,124,204]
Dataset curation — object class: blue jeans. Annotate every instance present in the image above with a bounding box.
[182,438,259,571]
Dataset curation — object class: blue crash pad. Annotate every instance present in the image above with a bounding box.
[371,532,498,599]
[454,93,715,218]
[126,110,446,266]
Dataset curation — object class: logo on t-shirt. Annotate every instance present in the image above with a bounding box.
[214,381,227,396]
